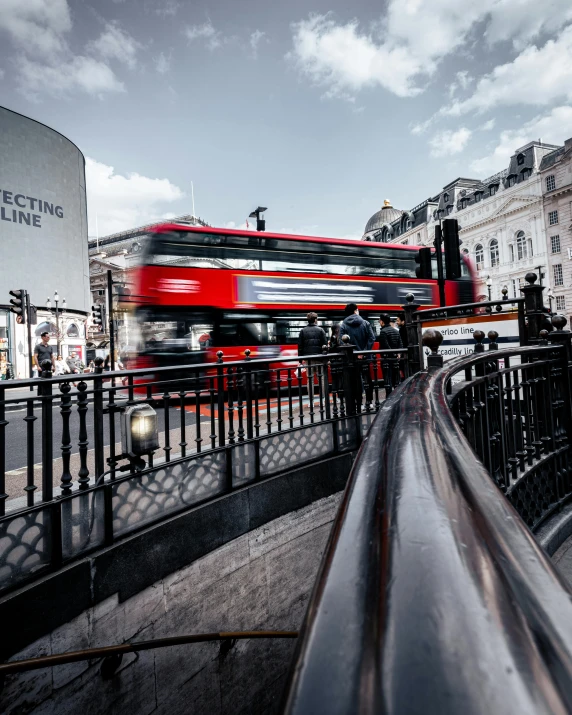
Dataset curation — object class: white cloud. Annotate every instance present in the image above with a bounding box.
[155,0,180,17]
[447,25,572,116]
[0,0,71,59]
[448,70,472,98]
[429,127,472,157]
[250,30,266,59]
[86,157,185,235]
[288,14,425,99]
[185,21,223,51]
[87,23,141,69]
[289,3,572,101]
[16,54,124,97]
[470,106,572,175]
[0,1,135,98]
[154,51,171,74]
[480,118,496,131]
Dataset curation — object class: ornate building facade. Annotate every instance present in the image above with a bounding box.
[363,141,561,302]
[539,138,572,321]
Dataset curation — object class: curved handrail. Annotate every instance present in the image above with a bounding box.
[282,349,572,714]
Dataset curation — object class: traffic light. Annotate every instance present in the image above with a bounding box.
[92,303,105,331]
[9,289,26,323]
[443,218,462,280]
[414,248,432,279]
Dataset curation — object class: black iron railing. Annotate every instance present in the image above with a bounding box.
[0,344,406,594]
[283,327,572,714]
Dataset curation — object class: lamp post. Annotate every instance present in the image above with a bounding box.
[46,291,66,354]
[547,287,554,315]
[486,276,492,301]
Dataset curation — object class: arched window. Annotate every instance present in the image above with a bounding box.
[475,244,484,270]
[490,239,499,267]
[516,231,527,260]
[67,323,79,337]
[517,153,525,165]
[35,321,58,337]
[443,193,449,203]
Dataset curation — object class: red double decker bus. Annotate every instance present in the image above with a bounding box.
[128,224,476,369]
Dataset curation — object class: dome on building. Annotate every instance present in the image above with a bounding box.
[363,199,404,236]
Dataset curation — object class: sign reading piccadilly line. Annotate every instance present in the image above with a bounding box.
[0,188,64,228]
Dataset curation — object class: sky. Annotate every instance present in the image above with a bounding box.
[1,0,571,239]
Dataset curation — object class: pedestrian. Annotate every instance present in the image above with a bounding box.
[328,322,342,352]
[339,304,376,409]
[298,312,328,358]
[104,354,111,371]
[66,350,81,386]
[54,355,70,376]
[395,313,408,348]
[378,314,403,389]
[33,332,55,377]
[339,303,375,351]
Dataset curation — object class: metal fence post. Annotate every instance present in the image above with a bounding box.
[403,293,420,375]
[93,357,105,480]
[520,272,545,343]
[339,336,358,416]
[40,359,53,502]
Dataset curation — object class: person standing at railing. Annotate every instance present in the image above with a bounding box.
[378,314,403,387]
[34,331,55,377]
[340,303,376,407]
[298,312,328,396]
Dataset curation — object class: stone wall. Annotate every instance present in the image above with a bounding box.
[2,492,343,715]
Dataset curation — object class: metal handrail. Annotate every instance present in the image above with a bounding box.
[283,345,572,714]
[0,630,297,676]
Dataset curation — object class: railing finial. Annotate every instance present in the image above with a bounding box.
[525,272,537,285]
[487,330,499,351]
[422,329,443,369]
[473,330,485,352]
[539,330,549,345]
[552,314,568,332]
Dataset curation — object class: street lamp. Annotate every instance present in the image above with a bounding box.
[46,291,67,354]
[547,287,554,314]
[486,275,492,301]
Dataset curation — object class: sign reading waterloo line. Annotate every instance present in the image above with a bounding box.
[0,188,64,228]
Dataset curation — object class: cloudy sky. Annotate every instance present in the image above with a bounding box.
[1,0,571,238]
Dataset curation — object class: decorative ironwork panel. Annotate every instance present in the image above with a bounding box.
[259,424,333,477]
[0,508,51,588]
[232,442,257,487]
[61,490,105,561]
[337,418,359,452]
[112,451,227,536]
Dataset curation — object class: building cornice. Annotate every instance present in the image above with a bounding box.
[459,196,542,232]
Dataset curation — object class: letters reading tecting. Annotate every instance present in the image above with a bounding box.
[0,189,64,227]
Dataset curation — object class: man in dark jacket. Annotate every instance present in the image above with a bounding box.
[395,313,408,348]
[339,304,376,409]
[298,312,328,357]
[339,303,375,350]
[378,314,403,388]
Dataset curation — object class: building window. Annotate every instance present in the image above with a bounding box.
[402,239,409,245]
[549,210,559,225]
[511,279,518,298]
[546,175,556,191]
[516,231,527,260]
[556,295,566,311]
[508,175,516,187]
[474,192,482,203]
[490,239,499,267]
[509,244,514,262]
[446,205,453,215]
[489,185,498,196]
[521,168,531,180]
[475,244,484,270]
[551,235,561,253]
[66,323,79,337]
[416,232,421,243]
[517,153,525,165]
[443,193,449,203]
[554,263,564,286]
